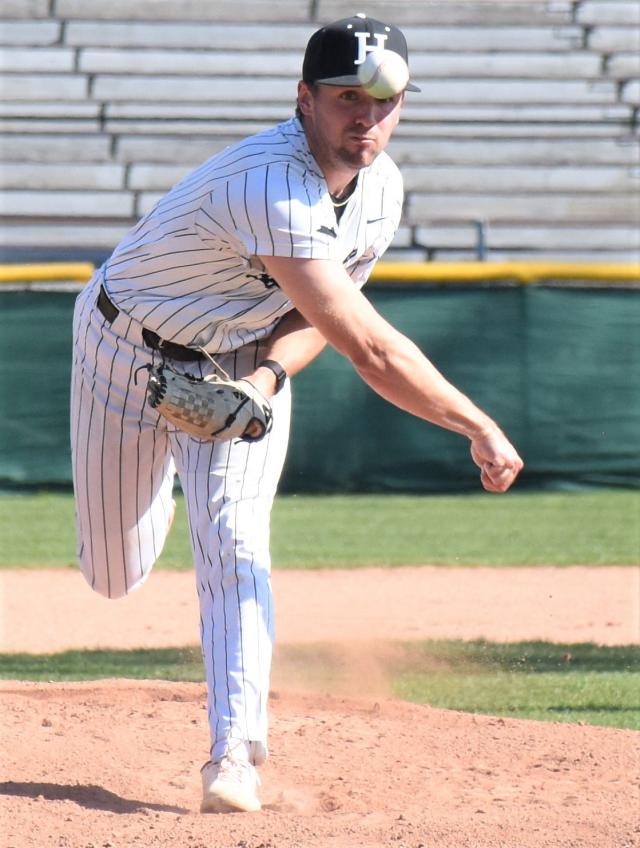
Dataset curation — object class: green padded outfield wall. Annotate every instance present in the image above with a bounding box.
[0,284,638,492]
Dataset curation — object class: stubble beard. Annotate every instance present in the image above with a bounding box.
[335,145,377,170]
[332,130,382,172]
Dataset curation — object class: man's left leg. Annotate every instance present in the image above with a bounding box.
[170,344,291,812]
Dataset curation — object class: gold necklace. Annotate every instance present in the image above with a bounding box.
[330,177,357,208]
[330,193,352,208]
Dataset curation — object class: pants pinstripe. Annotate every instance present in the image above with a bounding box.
[70,275,291,763]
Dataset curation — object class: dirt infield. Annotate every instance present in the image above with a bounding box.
[1,566,639,848]
[2,565,638,652]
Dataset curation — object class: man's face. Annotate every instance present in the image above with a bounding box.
[298,82,404,172]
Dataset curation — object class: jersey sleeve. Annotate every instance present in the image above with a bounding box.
[196,162,336,261]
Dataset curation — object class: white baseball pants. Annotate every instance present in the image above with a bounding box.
[70,275,291,763]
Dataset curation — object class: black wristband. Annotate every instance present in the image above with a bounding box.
[258,359,288,393]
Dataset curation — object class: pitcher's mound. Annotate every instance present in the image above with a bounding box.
[1,679,637,848]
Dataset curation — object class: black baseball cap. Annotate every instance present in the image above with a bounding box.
[302,13,421,92]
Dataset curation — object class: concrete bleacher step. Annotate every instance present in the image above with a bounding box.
[316,1,575,26]
[0,116,99,133]
[56,0,311,21]
[126,165,190,191]
[406,192,639,224]
[608,53,640,78]
[62,22,584,52]
[113,136,227,165]
[410,53,602,78]
[0,163,126,191]
[0,47,76,72]
[0,20,60,44]
[0,103,100,119]
[2,74,88,100]
[78,49,302,76]
[1,0,50,16]
[91,75,294,102]
[1,223,131,249]
[64,22,315,49]
[577,1,640,26]
[73,48,604,80]
[1,134,112,162]
[393,122,630,138]
[3,191,135,218]
[400,104,632,122]
[589,27,640,52]
[388,138,639,166]
[1,119,100,133]
[401,165,638,194]
[622,81,640,104]
[413,224,640,252]
[414,249,639,263]
[104,103,288,121]
[102,120,275,140]
[485,227,640,254]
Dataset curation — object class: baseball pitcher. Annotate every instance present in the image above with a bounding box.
[70,14,523,814]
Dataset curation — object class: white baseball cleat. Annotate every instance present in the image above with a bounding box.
[200,755,261,813]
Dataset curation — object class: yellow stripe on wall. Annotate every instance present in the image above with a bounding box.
[0,261,638,286]
[0,263,96,283]
[370,261,640,284]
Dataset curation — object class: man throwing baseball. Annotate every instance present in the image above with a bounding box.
[71,13,523,815]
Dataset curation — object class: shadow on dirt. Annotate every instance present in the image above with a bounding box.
[0,781,188,814]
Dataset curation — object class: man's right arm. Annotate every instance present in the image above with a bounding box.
[258,254,523,493]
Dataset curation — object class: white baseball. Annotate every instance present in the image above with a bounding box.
[357,49,410,99]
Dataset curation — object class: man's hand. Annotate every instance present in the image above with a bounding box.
[470,428,524,493]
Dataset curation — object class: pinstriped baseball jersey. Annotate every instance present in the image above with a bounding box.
[104,116,403,353]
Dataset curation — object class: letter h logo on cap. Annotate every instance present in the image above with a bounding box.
[353,29,388,64]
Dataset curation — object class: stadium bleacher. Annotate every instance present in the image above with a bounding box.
[1,0,638,262]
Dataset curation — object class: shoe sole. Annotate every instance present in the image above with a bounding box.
[200,792,261,814]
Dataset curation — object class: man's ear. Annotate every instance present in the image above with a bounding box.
[297,81,314,118]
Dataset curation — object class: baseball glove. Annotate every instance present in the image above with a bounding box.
[146,363,273,442]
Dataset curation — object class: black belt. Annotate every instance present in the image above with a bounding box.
[96,285,203,362]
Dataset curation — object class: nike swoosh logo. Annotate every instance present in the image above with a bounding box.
[367,217,387,224]
[318,225,337,238]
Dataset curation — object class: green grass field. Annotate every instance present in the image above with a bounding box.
[393,640,640,730]
[1,489,637,731]
[0,489,638,568]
